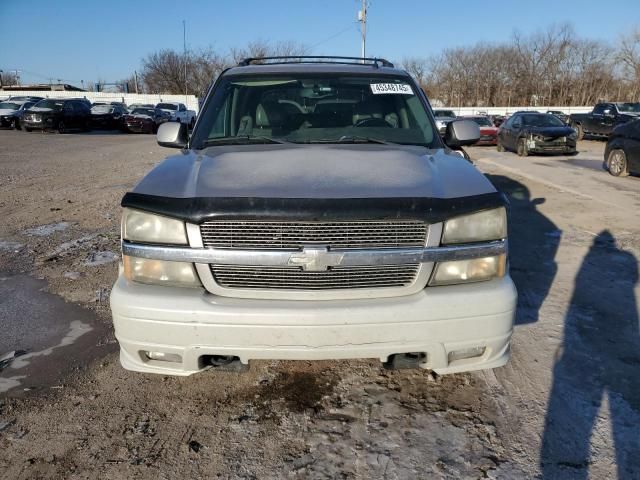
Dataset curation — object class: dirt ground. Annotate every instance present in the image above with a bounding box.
[0,129,639,479]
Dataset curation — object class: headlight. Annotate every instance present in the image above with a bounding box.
[429,254,506,286]
[531,134,545,142]
[122,208,188,244]
[442,208,507,244]
[123,255,201,288]
[568,132,577,140]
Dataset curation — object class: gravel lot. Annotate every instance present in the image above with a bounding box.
[0,129,639,479]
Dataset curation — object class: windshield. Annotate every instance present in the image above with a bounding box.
[91,105,114,113]
[521,114,565,127]
[617,103,640,113]
[191,74,437,148]
[132,108,155,116]
[0,102,20,110]
[469,117,492,127]
[434,110,455,118]
[157,103,177,110]
[33,99,64,111]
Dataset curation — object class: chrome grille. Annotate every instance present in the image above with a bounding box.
[200,221,428,249]
[210,264,420,290]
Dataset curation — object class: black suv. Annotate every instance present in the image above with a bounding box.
[22,99,92,133]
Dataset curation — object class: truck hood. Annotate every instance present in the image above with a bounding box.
[0,108,17,116]
[129,144,496,200]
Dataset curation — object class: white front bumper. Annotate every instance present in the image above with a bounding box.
[110,275,517,376]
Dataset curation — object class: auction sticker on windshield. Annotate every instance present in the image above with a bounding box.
[370,83,413,95]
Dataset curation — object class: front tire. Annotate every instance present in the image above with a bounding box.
[496,139,505,152]
[607,149,629,177]
[573,123,584,141]
[58,121,66,134]
[25,127,32,132]
[517,138,529,157]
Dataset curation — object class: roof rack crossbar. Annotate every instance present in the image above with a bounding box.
[237,56,394,68]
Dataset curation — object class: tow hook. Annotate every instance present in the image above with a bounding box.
[383,352,427,370]
[203,355,249,372]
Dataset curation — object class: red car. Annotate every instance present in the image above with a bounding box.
[464,116,499,145]
[124,108,168,134]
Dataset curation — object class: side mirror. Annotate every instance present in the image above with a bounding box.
[444,120,480,148]
[603,109,612,116]
[157,121,188,148]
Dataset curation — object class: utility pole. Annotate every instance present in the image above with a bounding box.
[357,0,367,61]
[183,20,187,103]
[134,71,139,94]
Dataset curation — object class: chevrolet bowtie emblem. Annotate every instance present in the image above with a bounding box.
[287,246,344,271]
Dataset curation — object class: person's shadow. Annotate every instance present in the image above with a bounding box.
[541,230,640,478]
[486,175,560,325]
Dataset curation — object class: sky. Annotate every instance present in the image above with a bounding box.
[1,0,638,87]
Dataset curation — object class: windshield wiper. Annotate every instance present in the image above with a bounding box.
[200,135,290,147]
[303,135,395,145]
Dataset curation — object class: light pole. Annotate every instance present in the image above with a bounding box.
[358,0,367,61]
[183,20,187,103]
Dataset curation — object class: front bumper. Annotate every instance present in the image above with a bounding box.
[476,136,498,146]
[0,115,15,127]
[111,274,517,376]
[527,138,576,154]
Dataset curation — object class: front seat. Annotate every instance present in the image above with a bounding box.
[352,100,388,127]
[255,102,285,136]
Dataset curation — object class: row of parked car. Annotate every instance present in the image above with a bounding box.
[0,96,197,134]
[434,103,640,177]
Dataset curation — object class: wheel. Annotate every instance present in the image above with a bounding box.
[517,138,529,157]
[496,139,505,152]
[83,120,91,132]
[573,123,584,141]
[189,118,195,129]
[57,121,66,134]
[607,149,629,177]
[15,119,22,130]
[25,127,32,132]
[10,118,17,130]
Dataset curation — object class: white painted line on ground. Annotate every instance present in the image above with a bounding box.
[475,156,629,211]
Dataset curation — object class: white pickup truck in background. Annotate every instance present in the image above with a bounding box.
[155,102,196,126]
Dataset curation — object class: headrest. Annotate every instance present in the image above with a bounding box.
[256,102,284,128]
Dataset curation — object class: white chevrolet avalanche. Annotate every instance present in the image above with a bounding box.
[110,56,517,376]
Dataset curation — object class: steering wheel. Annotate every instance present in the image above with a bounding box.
[354,117,392,128]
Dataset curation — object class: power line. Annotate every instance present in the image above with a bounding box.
[307,23,358,53]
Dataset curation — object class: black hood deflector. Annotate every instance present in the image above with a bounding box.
[121,191,507,224]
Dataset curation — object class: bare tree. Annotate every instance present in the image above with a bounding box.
[401,23,638,107]
[0,71,19,87]
[140,40,307,96]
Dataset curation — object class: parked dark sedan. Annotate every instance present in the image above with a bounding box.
[547,110,569,124]
[603,119,640,177]
[22,99,92,133]
[90,104,128,130]
[123,108,169,133]
[497,112,577,156]
[0,100,36,129]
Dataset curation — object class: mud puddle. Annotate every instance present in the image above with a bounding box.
[0,273,113,397]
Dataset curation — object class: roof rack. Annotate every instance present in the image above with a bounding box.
[237,56,394,68]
